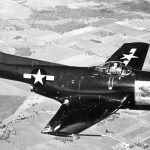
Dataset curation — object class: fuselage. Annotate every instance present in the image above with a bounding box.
[0,63,133,97]
[0,52,150,110]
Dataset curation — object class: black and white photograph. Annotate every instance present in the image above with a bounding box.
[0,0,150,150]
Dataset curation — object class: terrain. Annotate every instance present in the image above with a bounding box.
[0,0,150,150]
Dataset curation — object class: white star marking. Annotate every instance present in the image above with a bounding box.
[120,48,138,66]
[23,69,55,85]
[32,69,45,85]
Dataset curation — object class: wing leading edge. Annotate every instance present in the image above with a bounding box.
[106,42,150,70]
[41,96,126,136]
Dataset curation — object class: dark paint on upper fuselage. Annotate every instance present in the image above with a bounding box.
[0,62,135,103]
[1,51,150,110]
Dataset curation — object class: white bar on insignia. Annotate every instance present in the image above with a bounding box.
[46,75,55,81]
[23,74,32,79]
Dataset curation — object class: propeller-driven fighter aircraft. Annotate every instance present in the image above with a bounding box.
[0,42,150,137]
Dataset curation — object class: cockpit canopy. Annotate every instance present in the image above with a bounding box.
[95,61,132,77]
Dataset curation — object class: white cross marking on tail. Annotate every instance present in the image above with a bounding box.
[120,48,138,66]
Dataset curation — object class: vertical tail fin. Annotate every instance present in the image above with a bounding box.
[106,42,150,70]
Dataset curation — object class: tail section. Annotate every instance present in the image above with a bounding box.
[106,42,150,70]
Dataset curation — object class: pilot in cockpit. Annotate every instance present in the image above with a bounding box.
[109,62,122,75]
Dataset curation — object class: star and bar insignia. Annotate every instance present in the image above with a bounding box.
[23,69,55,85]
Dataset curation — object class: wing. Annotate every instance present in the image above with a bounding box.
[41,96,125,136]
[106,42,149,70]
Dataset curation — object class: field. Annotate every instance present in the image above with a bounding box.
[0,0,150,150]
